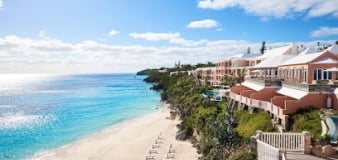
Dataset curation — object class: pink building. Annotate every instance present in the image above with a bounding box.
[230,43,338,128]
[195,67,216,85]
[214,53,261,85]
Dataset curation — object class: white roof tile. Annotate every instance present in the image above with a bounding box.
[312,57,338,64]
[260,45,292,58]
[328,44,338,54]
[229,53,261,60]
[242,81,264,91]
[279,52,323,66]
[254,54,296,68]
[277,87,308,99]
[298,47,317,55]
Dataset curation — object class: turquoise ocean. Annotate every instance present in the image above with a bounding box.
[0,74,161,160]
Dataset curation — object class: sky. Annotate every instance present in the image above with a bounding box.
[0,0,338,73]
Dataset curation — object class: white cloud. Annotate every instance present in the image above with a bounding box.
[0,35,335,73]
[311,27,338,37]
[198,0,237,10]
[198,0,338,18]
[216,28,223,32]
[307,0,338,17]
[187,19,219,29]
[108,29,119,36]
[170,38,208,47]
[0,0,3,9]
[129,32,180,41]
[39,30,48,38]
[129,32,208,47]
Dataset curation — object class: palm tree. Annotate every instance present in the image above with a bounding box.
[235,69,246,85]
[260,41,266,55]
[222,75,236,88]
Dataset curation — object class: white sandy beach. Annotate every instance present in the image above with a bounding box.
[32,106,199,160]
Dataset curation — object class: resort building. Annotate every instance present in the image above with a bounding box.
[229,43,338,129]
[214,53,261,86]
[194,67,216,85]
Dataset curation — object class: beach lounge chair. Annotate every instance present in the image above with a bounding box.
[149,149,158,154]
[155,139,162,144]
[152,144,160,149]
[169,148,175,153]
[166,152,175,159]
[145,155,155,160]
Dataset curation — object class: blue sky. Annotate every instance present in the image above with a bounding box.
[0,0,338,73]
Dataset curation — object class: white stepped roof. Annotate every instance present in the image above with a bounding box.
[241,53,262,60]
[242,81,264,91]
[252,43,298,65]
[254,54,296,68]
[312,57,338,64]
[260,45,291,59]
[277,87,308,100]
[280,52,323,66]
[328,44,338,54]
[298,47,317,55]
[229,53,261,60]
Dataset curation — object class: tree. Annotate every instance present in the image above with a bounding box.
[223,75,236,87]
[336,40,338,45]
[247,47,251,54]
[260,41,266,55]
[235,69,246,85]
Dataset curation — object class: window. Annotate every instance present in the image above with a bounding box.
[313,69,332,80]
[313,69,317,80]
[329,71,332,79]
[304,69,307,83]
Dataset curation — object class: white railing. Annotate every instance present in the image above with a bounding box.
[252,99,259,107]
[255,131,310,160]
[258,132,305,152]
[260,101,268,110]
[235,95,241,101]
[230,92,235,99]
[272,105,279,116]
[257,140,280,160]
[241,97,247,104]
[266,102,272,112]
[279,108,284,118]
[246,99,251,106]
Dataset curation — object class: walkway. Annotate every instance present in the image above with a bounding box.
[286,153,325,160]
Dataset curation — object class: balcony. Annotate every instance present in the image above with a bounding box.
[282,81,336,92]
[245,77,282,87]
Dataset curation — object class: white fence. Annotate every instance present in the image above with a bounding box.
[257,140,280,160]
[258,132,305,152]
[254,131,310,160]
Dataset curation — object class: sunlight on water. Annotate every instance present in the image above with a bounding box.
[0,74,160,160]
[0,112,56,130]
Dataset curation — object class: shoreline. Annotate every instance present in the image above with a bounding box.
[30,104,199,160]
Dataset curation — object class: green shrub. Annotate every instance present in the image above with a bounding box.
[235,111,275,140]
[228,151,257,160]
[319,133,331,145]
[289,108,321,139]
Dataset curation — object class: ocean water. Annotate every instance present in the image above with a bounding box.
[0,74,161,160]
